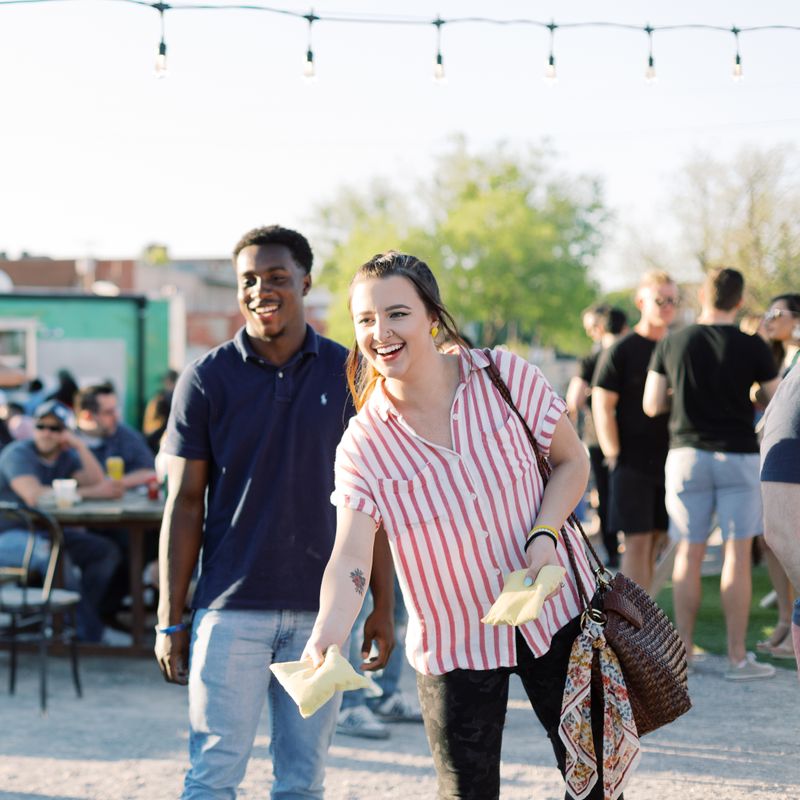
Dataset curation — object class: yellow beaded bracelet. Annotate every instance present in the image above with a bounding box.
[524,525,560,552]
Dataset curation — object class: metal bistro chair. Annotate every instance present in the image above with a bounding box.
[0,501,82,713]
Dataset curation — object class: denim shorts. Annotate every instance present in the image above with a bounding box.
[665,447,762,543]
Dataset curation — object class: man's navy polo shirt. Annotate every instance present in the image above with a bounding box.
[163,325,354,612]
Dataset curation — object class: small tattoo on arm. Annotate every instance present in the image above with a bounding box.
[350,568,366,596]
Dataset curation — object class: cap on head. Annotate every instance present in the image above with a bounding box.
[34,400,75,430]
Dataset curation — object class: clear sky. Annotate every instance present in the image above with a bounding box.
[1,0,798,288]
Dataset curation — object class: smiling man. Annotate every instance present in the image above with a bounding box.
[156,225,394,800]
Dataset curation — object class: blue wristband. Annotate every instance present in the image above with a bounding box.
[155,622,189,635]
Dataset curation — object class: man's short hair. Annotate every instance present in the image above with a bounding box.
[601,306,628,335]
[232,225,313,274]
[74,383,115,416]
[638,270,674,291]
[704,267,744,311]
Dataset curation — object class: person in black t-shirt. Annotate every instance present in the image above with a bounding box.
[567,305,628,567]
[593,271,677,592]
[645,268,780,680]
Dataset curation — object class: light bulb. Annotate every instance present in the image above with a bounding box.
[645,55,656,83]
[434,53,445,82]
[304,49,316,80]
[155,41,167,78]
[733,54,743,81]
[544,54,556,83]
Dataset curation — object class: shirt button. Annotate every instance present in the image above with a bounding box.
[452,413,459,420]
[470,493,478,501]
[481,530,489,538]
[495,568,502,576]
[278,371,284,378]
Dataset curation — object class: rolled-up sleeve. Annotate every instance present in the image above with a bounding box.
[330,427,381,524]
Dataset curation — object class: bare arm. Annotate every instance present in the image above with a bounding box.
[303,506,377,667]
[155,455,208,685]
[121,468,158,490]
[524,414,590,588]
[64,431,105,487]
[565,376,590,424]
[591,386,620,467]
[643,370,670,417]
[762,482,800,593]
[10,474,49,507]
[756,377,781,407]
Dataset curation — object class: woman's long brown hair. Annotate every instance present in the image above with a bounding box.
[345,251,464,411]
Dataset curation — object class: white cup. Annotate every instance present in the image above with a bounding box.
[52,479,79,509]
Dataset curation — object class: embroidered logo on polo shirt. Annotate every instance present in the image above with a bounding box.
[320,393,328,405]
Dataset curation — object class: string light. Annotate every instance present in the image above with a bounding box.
[544,21,557,84]
[1,3,799,83]
[644,24,656,83]
[732,26,743,81]
[433,17,445,83]
[154,2,168,78]
[303,10,318,81]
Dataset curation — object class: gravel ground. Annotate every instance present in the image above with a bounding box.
[1,649,798,800]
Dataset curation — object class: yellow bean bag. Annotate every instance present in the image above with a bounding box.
[270,644,377,719]
[481,565,567,626]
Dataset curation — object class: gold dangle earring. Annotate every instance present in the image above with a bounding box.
[431,325,439,339]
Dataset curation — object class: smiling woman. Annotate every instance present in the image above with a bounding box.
[300,251,638,800]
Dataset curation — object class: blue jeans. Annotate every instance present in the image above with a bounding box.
[0,527,119,642]
[341,577,408,711]
[183,609,341,800]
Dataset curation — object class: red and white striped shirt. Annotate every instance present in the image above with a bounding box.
[331,348,595,675]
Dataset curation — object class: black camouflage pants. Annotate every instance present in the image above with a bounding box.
[417,618,615,800]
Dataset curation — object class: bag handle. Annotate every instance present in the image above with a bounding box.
[482,350,609,609]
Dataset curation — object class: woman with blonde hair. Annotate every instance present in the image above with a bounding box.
[303,252,635,799]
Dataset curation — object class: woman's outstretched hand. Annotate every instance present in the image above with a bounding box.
[301,634,327,669]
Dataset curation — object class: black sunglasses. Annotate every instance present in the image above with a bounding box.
[35,423,64,432]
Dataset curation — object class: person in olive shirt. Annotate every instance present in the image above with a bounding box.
[644,268,780,680]
[592,271,677,592]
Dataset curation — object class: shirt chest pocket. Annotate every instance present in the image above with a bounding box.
[377,464,450,539]
[480,412,534,494]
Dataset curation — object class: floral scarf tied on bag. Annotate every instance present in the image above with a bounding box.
[558,616,641,800]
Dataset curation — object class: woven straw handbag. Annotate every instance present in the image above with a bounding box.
[484,352,691,736]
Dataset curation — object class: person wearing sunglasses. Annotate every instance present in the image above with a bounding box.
[592,271,678,593]
[763,293,800,377]
[0,400,125,643]
[754,293,800,660]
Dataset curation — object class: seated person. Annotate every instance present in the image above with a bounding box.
[74,384,156,489]
[0,401,125,643]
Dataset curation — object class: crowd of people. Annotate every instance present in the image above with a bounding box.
[1,222,797,800]
[0,376,165,644]
[568,272,799,681]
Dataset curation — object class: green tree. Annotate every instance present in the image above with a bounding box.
[313,140,606,352]
[670,144,800,309]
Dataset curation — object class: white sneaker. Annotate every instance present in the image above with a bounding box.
[336,705,390,740]
[724,652,776,681]
[373,691,423,723]
[759,590,778,609]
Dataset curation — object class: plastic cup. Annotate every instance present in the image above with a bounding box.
[106,456,125,481]
[53,478,78,509]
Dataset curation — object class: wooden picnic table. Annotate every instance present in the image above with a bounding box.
[40,491,164,656]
